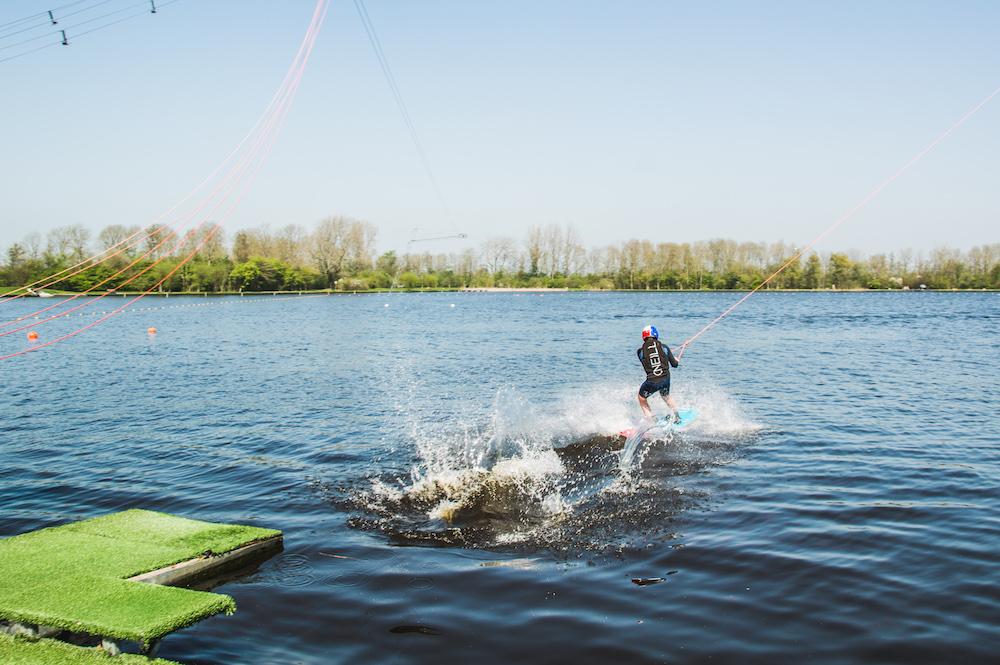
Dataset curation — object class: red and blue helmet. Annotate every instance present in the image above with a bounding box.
[642,325,658,339]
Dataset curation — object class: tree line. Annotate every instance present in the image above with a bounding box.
[3,219,999,292]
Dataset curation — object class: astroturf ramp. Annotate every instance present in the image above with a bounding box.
[0,510,282,643]
[0,632,181,664]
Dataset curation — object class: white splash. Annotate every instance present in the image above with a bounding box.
[369,377,758,538]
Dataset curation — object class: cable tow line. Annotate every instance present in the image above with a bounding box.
[674,82,1000,362]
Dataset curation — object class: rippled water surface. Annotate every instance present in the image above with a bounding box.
[2,291,999,664]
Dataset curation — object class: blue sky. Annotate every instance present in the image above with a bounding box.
[3,0,998,257]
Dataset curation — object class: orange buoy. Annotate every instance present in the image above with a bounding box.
[27,331,38,340]
[148,327,157,333]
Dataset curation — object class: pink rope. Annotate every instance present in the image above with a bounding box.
[676,83,1000,360]
[1,0,330,360]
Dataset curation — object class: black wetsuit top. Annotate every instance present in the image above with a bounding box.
[637,337,678,384]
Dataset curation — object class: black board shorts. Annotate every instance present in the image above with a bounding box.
[639,378,671,398]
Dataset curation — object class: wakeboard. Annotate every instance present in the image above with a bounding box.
[620,408,700,439]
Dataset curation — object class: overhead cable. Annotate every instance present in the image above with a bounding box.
[0,0,178,64]
[677,83,1000,358]
[353,0,458,233]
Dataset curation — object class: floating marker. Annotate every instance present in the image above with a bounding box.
[148,327,156,333]
[27,331,38,340]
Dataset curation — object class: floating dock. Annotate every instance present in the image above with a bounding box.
[0,509,282,661]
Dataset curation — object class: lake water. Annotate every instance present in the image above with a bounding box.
[2,290,998,664]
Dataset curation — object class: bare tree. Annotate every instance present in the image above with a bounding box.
[246,225,274,258]
[97,224,130,268]
[45,228,70,260]
[736,241,767,272]
[707,238,736,274]
[199,226,227,262]
[398,252,420,274]
[120,226,143,261]
[181,225,226,262]
[456,247,477,279]
[46,224,91,262]
[620,239,650,289]
[930,245,963,285]
[97,224,129,253]
[524,225,544,276]
[967,244,999,282]
[681,243,701,284]
[6,243,28,284]
[481,236,517,275]
[274,224,307,265]
[23,232,42,261]
[418,251,436,274]
[541,223,560,275]
[97,224,147,266]
[432,253,450,274]
[142,226,172,261]
[309,216,376,287]
[655,242,684,274]
[898,248,913,275]
[557,223,585,275]
[587,245,616,275]
[867,253,888,285]
[232,231,251,263]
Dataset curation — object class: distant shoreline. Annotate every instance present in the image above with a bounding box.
[3,287,996,297]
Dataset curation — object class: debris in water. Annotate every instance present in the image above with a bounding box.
[632,577,665,586]
[389,625,443,635]
[632,571,678,586]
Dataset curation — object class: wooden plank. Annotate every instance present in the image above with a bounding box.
[126,536,283,587]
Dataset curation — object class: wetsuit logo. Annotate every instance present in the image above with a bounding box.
[648,341,663,376]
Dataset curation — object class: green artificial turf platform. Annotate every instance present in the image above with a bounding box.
[0,632,182,665]
[0,510,282,645]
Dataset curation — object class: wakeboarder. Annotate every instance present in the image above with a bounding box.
[636,325,680,422]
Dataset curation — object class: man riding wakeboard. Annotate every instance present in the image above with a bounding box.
[636,325,680,423]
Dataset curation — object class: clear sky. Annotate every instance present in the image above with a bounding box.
[3,0,999,258]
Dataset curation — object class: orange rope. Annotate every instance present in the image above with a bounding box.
[4,1,330,320]
[0,0,330,360]
[676,83,1000,360]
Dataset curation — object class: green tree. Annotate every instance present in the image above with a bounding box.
[376,251,397,276]
[827,254,853,289]
[230,260,263,291]
[6,243,28,286]
[803,254,823,289]
[399,271,420,289]
[776,256,803,289]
